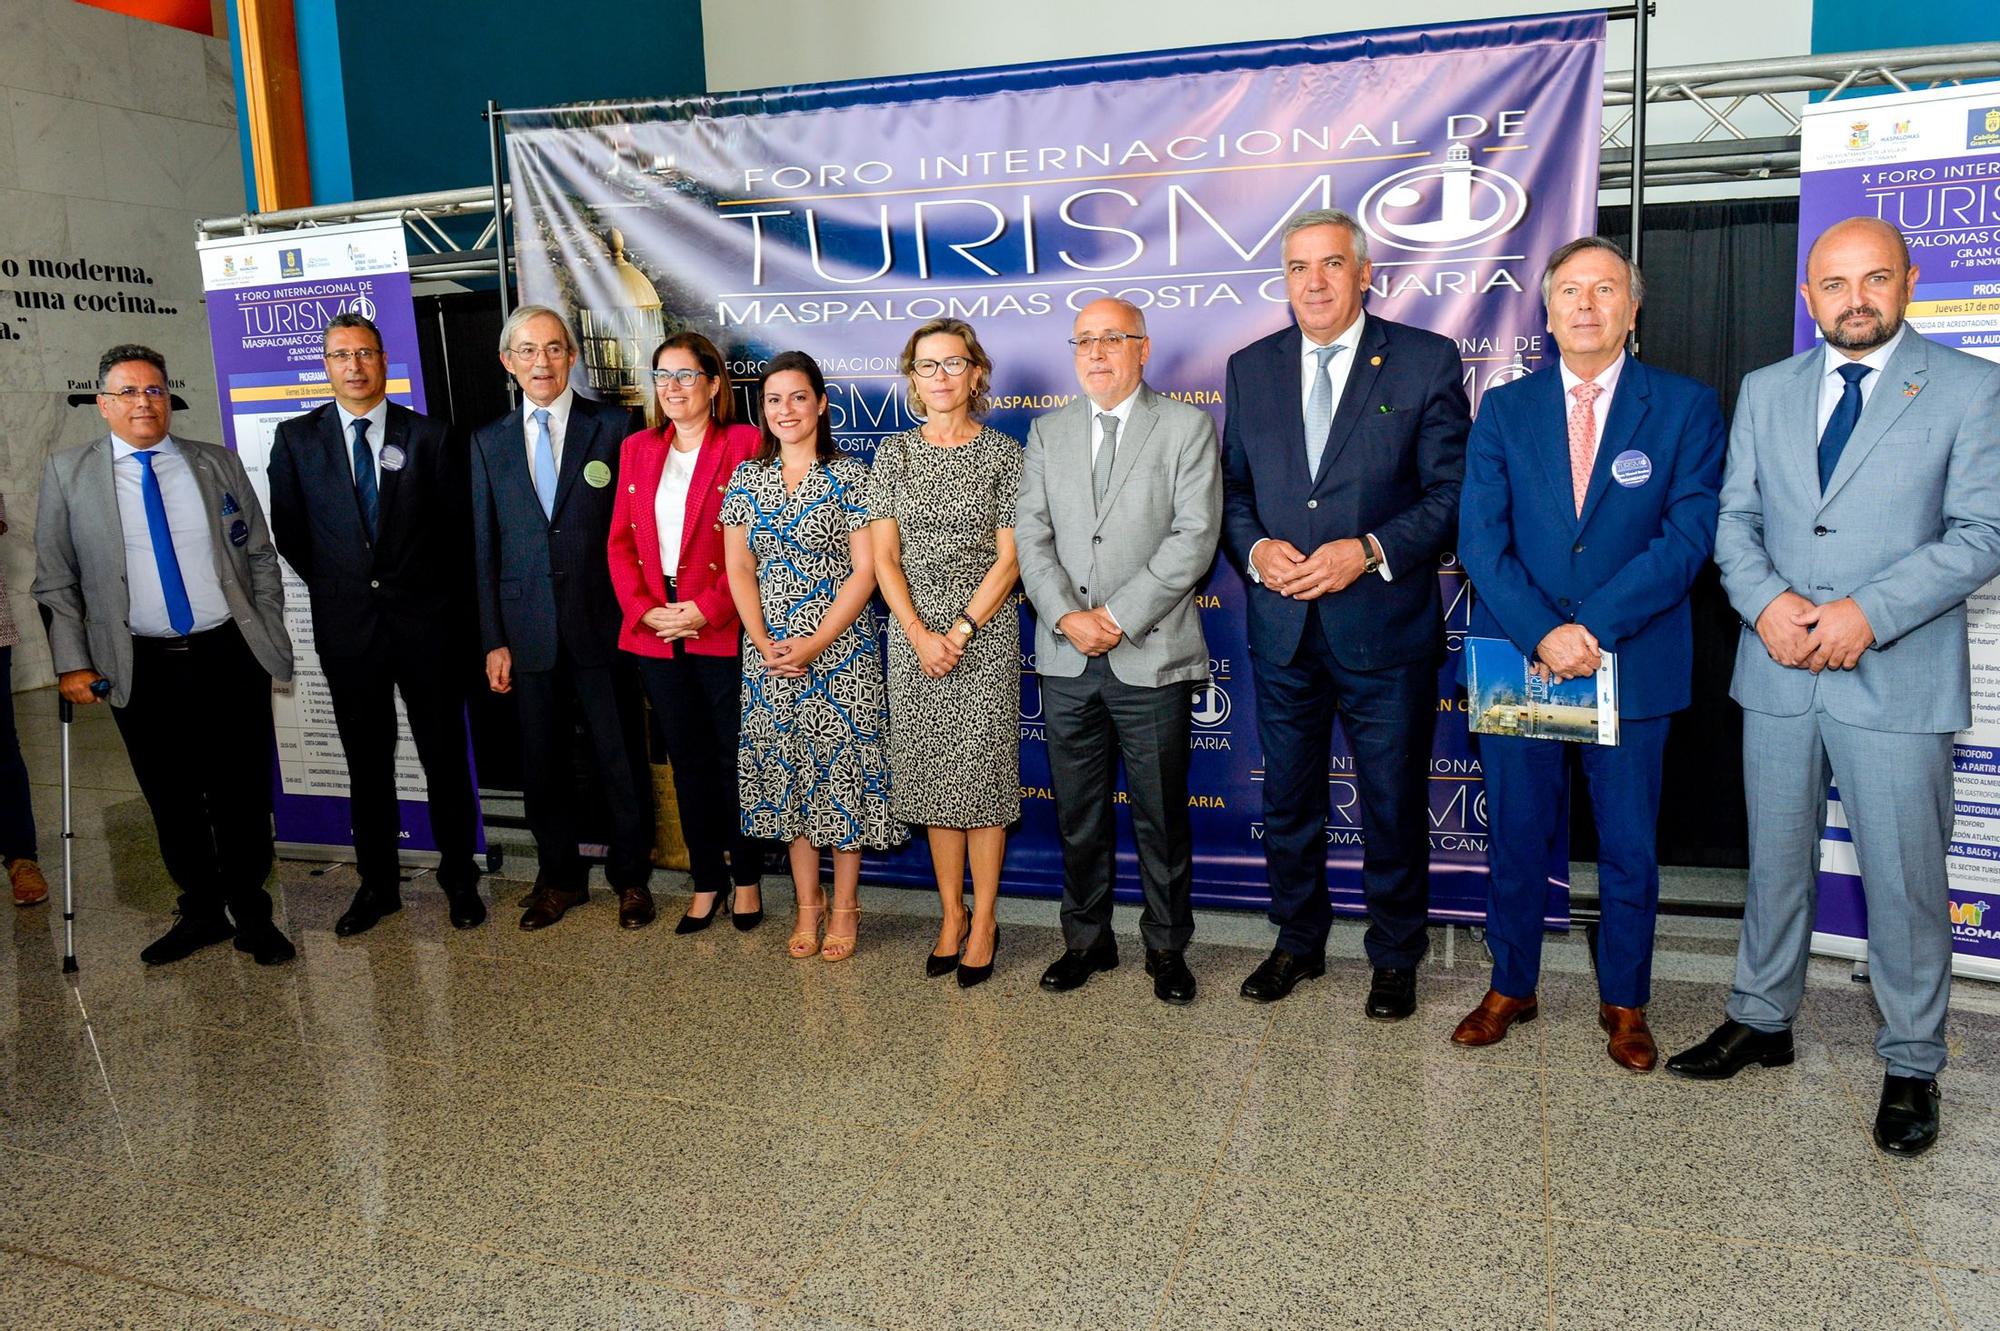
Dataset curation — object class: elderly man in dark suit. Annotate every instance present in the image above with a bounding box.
[471,305,653,931]
[269,312,486,937]
[1221,208,1470,1016]
[33,344,297,966]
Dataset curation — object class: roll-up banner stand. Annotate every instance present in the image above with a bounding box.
[503,14,1605,923]
[196,218,488,869]
[1798,84,2000,981]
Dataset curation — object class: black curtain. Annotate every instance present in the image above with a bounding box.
[1564,198,1799,870]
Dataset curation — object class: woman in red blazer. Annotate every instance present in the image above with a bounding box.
[608,332,765,933]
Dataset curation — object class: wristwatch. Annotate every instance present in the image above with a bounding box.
[951,615,978,644]
[1360,536,1383,575]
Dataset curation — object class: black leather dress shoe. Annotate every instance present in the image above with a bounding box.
[139,914,234,966]
[444,886,486,930]
[334,887,401,938]
[1146,949,1196,1005]
[1239,948,1324,1003]
[1665,1019,1795,1080]
[1364,966,1417,1021]
[232,923,296,966]
[1874,1074,1941,1156]
[1040,943,1118,992]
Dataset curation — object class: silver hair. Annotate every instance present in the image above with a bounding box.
[1540,236,1646,306]
[497,303,579,357]
[1279,208,1369,264]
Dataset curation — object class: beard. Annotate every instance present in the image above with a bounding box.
[1823,304,1902,352]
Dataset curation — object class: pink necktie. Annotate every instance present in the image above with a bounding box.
[1568,381,1603,517]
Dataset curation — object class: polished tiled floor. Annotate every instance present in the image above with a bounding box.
[4,690,1999,1329]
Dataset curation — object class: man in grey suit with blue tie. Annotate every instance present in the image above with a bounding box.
[33,345,297,967]
[1670,217,2000,1157]
[1015,297,1223,1005]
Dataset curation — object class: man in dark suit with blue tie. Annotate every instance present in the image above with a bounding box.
[268,313,486,937]
[1222,209,1469,1016]
[471,305,653,931]
[1452,238,1724,1069]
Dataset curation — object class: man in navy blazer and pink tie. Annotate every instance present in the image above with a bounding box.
[1221,208,1469,1018]
[1452,237,1724,1070]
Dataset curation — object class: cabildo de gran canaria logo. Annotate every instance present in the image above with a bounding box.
[279,247,304,280]
[1355,144,1529,254]
[1971,106,2000,151]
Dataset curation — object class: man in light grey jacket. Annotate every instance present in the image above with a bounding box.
[1015,297,1223,1005]
[33,344,296,967]
[1669,218,2000,1158]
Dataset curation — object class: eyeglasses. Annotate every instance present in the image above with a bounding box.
[508,342,571,362]
[99,386,168,401]
[325,348,381,365]
[1068,333,1146,354]
[650,368,711,386]
[910,356,971,379]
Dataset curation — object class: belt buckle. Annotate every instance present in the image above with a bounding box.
[162,635,192,652]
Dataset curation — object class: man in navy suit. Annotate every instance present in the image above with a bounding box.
[471,305,653,931]
[1452,237,1724,1069]
[1222,208,1469,1016]
[269,312,486,937]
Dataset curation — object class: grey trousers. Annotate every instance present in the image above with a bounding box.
[1729,705,1955,1079]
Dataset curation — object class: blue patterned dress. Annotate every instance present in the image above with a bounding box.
[721,455,902,850]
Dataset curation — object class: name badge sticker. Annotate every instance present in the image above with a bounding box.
[583,460,612,489]
[379,444,408,472]
[1610,450,1652,488]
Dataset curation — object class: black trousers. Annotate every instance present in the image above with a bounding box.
[512,647,652,892]
[1253,602,1437,967]
[321,645,480,895]
[1042,654,1194,953]
[636,649,764,894]
[111,622,277,925]
[0,646,35,861]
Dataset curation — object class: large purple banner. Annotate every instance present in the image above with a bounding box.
[506,14,1604,918]
[1797,85,2000,980]
[196,219,485,867]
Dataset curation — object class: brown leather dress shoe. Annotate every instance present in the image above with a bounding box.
[1451,989,1539,1046]
[1599,1003,1657,1072]
[518,884,587,931]
[9,858,50,907]
[617,885,656,930]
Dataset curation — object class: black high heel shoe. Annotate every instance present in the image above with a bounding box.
[957,921,999,989]
[926,912,970,979]
[731,884,763,932]
[674,889,727,935]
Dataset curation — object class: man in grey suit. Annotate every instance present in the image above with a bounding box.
[33,345,297,967]
[1015,296,1223,1005]
[1670,218,2000,1156]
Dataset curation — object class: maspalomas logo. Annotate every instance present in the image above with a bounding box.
[1951,899,1989,928]
[1355,144,1529,255]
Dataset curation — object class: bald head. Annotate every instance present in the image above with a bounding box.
[1800,216,1918,358]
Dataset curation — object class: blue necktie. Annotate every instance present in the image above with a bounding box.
[350,418,378,541]
[531,408,557,519]
[134,449,194,635]
[1817,362,1873,492]
[1305,343,1341,479]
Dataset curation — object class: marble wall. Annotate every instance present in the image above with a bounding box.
[1,0,243,691]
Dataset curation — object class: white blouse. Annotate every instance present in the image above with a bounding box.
[655,444,700,578]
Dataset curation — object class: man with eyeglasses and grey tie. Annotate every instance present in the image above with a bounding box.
[471,305,655,932]
[1015,296,1222,1005]
[33,344,297,966]
[268,312,487,938]
[1221,208,1469,1016]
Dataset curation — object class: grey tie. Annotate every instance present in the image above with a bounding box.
[1304,343,1342,478]
[1092,413,1118,511]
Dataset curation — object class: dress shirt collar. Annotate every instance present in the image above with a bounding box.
[522,386,575,435]
[1092,387,1141,432]
[1301,311,1366,357]
[1820,323,1905,381]
[1558,351,1627,400]
[111,431,180,459]
[336,399,390,444]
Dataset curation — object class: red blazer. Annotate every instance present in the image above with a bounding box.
[608,421,759,659]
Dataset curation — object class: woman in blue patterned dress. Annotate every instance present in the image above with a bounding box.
[721,351,902,962]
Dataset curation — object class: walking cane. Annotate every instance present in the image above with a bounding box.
[36,604,100,975]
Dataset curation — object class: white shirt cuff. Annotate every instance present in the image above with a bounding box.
[1367,534,1393,582]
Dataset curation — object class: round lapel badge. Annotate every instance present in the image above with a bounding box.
[378,443,408,472]
[228,518,250,547]
[583,460,612,489]
[1610,450,1652,488]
